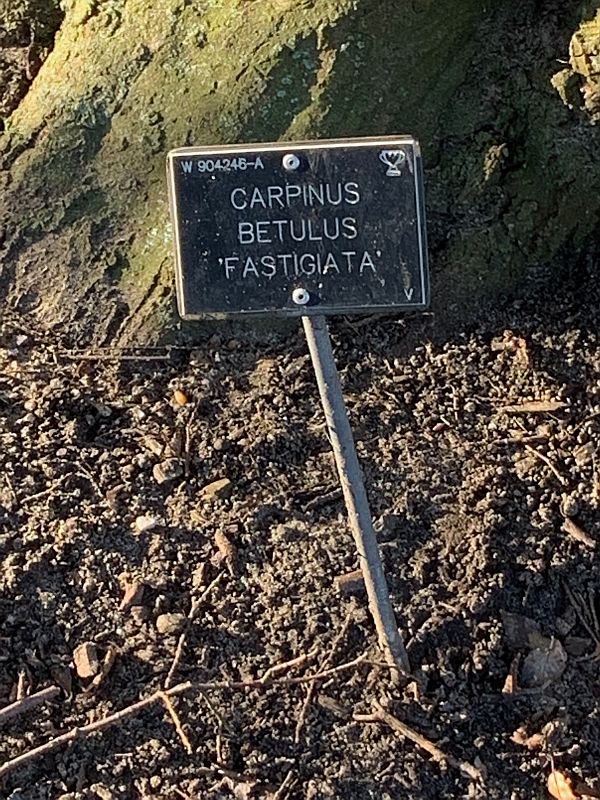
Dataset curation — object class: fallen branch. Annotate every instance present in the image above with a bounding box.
[354,700,483,783]
[0,654,368,780]
[0,686,60,727]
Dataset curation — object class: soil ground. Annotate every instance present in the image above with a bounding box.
[1,261,600,800]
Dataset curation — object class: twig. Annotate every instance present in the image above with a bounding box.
[0,654,368,780]
[164,572,225,689]
[0,686,60,727]
[304,487,343,511]
[294,612,353,743]
[16,671,27,701]
[354,700,483,783]
[159,692,192,754]
[523,443,567,486]
[184,401,201,479]
[562,517,596,549]
[21,475,70,505]
[259,649,319,684]
[271,769,297,800]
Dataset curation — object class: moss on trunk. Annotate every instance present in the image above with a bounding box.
[0,0,598,343]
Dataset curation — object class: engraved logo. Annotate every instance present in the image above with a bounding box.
[379,149,406,177]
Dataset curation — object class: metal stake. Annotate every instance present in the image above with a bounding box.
[302,315,410,674]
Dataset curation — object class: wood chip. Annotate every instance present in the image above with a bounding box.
[562,517,596,549]
[73,642,100,679]
[119,580,144,611]
[334,569,365,596]
[134,515,161,534]
[501,400,567,414]
[201,477,233,500]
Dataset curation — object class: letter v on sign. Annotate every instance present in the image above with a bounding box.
[404,288,414,300]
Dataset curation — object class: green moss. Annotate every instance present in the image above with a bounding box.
[1,0,599,342]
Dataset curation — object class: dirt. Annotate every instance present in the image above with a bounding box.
[0,259,599,799]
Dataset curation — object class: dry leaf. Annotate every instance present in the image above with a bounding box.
[502,654,521,695]
[502,400,567,414]
[510,726,544,750]
[501,611,549,650]
[173,389,189,405]
[520,638,567,688]
[212,530,237,574]
[572,778,600,799]
[547,769,579,800]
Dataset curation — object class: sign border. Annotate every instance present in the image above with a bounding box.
[167,136,429,319]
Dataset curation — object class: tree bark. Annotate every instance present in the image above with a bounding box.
[0,0,598,344]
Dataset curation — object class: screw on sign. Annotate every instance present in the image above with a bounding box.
[167,136,430,674]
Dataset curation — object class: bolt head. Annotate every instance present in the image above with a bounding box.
[283,153,301,171]
[292,288,310,305]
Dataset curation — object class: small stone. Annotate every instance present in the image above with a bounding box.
[134,515,161,534]
[574,442,594,466]
[156,613,186,636]
[560,494,579,518]
[130,605,150,624]
[73,641,100,679]
[200,477,232,500]
[153,458,184,484]
[90,784,114,800]
[141,436,164,457]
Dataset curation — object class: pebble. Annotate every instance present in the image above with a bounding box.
[560,494,579,518]
[134,515,161,533]
[130,605,150,624]
[574,442,594,466]
[156,613,186,636]
[201,477,232,500]
[152,458,184,484]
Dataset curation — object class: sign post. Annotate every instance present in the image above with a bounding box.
[167,137,429,674]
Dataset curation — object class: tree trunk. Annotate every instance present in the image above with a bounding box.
[1,0,598,344]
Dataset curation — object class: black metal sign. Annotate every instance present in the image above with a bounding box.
[167,137,429,318]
